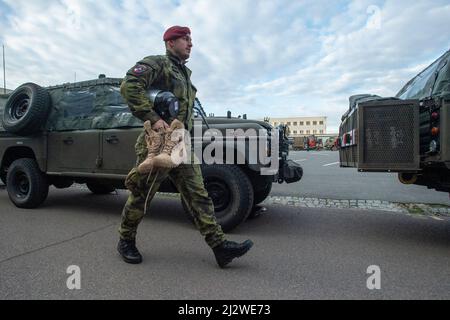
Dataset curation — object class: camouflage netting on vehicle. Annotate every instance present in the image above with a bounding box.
[45,78,143,131]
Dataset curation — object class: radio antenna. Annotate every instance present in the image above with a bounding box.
[2,44,6,94]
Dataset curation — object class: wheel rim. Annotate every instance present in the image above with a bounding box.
[205,179,231,217]
[13,171,30,198]
[9,93,30,121]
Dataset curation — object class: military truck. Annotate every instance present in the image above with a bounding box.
[339,49,450,195]
[291,136,318,151]
[0,77,302,232]
[292,137,306,151]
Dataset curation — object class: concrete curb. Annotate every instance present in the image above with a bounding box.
[62,184,450,218]
[262,196,450,217]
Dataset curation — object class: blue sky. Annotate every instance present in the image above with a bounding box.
[0,0,449,132]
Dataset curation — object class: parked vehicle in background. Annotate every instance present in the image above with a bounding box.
[339,49,450,195]
[308,136,317,150]
[292,136,307,150]
[324,137,339,151]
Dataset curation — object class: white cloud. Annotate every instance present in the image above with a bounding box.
[0,0,449,133]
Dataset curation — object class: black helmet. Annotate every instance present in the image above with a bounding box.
[146,89,180,121]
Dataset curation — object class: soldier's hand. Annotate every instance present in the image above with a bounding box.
[152,119,170,131]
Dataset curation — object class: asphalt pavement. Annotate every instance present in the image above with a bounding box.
[0,186,449,300]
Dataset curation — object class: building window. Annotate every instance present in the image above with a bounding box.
[287,122,291,126]
[313,130,317,134]
[300,130,304,134]
[320,130,324,134]
[319,121,324,125]
[293,122,297,126]
[293,130,297,134]
[300,121,304,126]
[306,130,310,134]
[313,121,317,125]
[306,121,310,126]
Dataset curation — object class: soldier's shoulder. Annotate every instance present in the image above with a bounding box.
[139,55,170,69]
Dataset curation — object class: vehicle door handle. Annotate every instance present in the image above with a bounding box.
[106,136,119,144]
[63,137,74,145]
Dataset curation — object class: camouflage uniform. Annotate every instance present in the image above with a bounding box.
[119,51,226,249]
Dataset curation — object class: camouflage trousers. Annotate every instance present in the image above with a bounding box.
[119,135,226,248]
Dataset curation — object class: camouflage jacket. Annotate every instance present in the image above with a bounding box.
[120,50,197,131]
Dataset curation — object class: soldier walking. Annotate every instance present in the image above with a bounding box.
[117,26,253,268]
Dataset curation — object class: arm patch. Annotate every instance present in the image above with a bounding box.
[132,64,149,75]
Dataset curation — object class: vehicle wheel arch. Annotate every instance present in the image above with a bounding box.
[1,146,41,184]
[6,157,49,208]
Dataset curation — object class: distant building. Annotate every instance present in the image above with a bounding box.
[268,116,327,136]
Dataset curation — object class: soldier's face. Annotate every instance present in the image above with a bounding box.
[169,35,193,61]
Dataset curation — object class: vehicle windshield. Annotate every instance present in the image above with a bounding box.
[396,58,441,100]
[396,51,449,100]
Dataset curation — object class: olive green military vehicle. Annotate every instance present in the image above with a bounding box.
[0,77,302,232]
[339,49,450,195]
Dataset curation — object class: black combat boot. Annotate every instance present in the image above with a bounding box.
[117,239,143,264]
[213,240,254,268]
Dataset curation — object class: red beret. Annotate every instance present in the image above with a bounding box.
[163,26,191,42]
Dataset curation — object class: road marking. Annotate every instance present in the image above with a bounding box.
[431,216,444,221]
[293,159,307,163]
[323,162,340,167]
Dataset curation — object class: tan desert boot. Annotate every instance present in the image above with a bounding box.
[152,119,187,168]
[137,121,164,174]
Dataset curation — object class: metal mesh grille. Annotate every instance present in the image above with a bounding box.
[363,104,416,164]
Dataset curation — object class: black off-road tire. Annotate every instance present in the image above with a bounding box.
[247,188,272,220]
[253,182,272,206]
[243,168,274,204]
[241,169,274,219]
[6,158,49,208]
[51,177,74,189]
[2,83,51,135]
[181,164,254,233]
[0,168,7,185]
[86,183,115,195]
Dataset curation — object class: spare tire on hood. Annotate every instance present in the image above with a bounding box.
[2,83,51,135]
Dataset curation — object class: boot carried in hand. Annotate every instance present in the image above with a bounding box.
[152,119,187,169]
[137,121,165,174]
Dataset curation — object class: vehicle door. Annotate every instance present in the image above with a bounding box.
[99,128,141,174]
[47,130,101,173]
